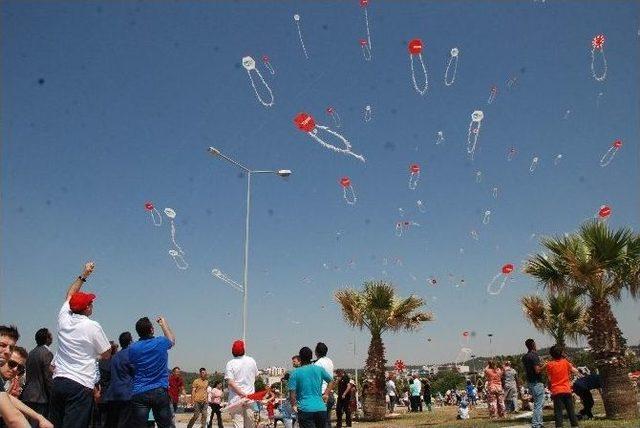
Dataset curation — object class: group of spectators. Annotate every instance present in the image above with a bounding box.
[0,262,261,428]
[0,262,353,428]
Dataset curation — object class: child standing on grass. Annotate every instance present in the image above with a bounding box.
[545,345,580,427]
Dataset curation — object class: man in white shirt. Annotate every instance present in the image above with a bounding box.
[314,342,334,428]
[224,340,258,428]
[50,262,111,428]
[385,374,397,413]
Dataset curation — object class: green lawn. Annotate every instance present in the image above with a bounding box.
[353,402,640,427]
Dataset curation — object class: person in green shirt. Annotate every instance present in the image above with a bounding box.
[288,347,333,428]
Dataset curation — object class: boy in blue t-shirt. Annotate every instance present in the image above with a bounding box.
[128,316,176,428]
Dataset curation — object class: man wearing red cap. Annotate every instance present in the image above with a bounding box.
[225,340,258,428]
[50,261,112,428]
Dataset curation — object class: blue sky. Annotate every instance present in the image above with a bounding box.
[2,1,639,372]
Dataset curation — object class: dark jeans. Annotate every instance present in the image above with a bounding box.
[130,387,174,428]
[298,410,328,428]
[23,402,49,428]
[552,393,579,427]
[92,402,109,428]
[335,399,351,428]
[207,403,223,428]
[423,395,432,411]
[325,394,335,428]
[50,377,94,428]
[409,395,420,412]
[106,400,132,428]
[573,386,594,418]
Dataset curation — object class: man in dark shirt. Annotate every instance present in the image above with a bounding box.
[573,371,601,420]
[335,370,352,428]
[20,328,53,427]
[521,339,545,428]
[103,332,134,428]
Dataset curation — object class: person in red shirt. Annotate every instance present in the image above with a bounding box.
[545,346,579,427]
[168,367,185,413]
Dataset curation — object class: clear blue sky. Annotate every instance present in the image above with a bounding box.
[2,1,639,372]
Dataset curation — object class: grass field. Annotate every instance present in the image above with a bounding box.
[175,393,640,427]
[353,404,640,427]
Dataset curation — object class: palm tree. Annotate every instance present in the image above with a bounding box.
[524,220,640,419]
[335,281,433,421]
[520,292,588,348]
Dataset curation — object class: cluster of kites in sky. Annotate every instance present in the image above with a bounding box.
[143,2,624,325]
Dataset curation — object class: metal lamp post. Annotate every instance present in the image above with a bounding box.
[208,147,291,343]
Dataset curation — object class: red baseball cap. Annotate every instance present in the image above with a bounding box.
[232,340,245,357]
[69,292,96,312]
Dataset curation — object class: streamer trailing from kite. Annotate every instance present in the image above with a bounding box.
[326,106,342,128]
[360,0,372,50]
[482,210,491,225]
[293,112,365,162]
[168,249,188,270]
[600,139,622,167]
[408,39,429,95]
[339,176,357,205]
[590,34,607,82]
[444,47,459,86]
[487,263,514,295]
[241,56,274,107]
[408,163,421,190]
[530,156,539,173]
[364,105,372,122]
[487,85,498,104]
[261,55,275,75]
[293,14,309,59]
[360,39,372,61]
[467,110,484,159]
[164,208,185,256]
[144,201,162,227]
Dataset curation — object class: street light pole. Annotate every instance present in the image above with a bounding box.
[242,171,251,343]
[207,147,291,345]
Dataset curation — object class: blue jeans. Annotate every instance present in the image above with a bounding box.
[529,382,545,428]
[130,387,174,428]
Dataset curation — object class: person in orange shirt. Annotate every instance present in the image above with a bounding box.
[483,360,505,419]
[545,345,579,427]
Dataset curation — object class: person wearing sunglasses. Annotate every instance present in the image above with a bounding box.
[0,346,52,427]
[0,325,20,397]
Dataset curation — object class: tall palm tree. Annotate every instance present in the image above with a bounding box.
[335,281,433,421]
[520,292,588,348]
[524,220,640,419]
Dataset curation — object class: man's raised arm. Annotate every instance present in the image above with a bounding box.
[65,261,95,301]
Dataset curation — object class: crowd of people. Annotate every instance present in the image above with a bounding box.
[0,262,614,428]
[0,262,352,428]
[383,338,603,427]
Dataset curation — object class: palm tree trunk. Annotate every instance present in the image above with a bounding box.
[362,332,387,421]
[588,297,638,419]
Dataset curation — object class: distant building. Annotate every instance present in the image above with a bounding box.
[263,366,286,377]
